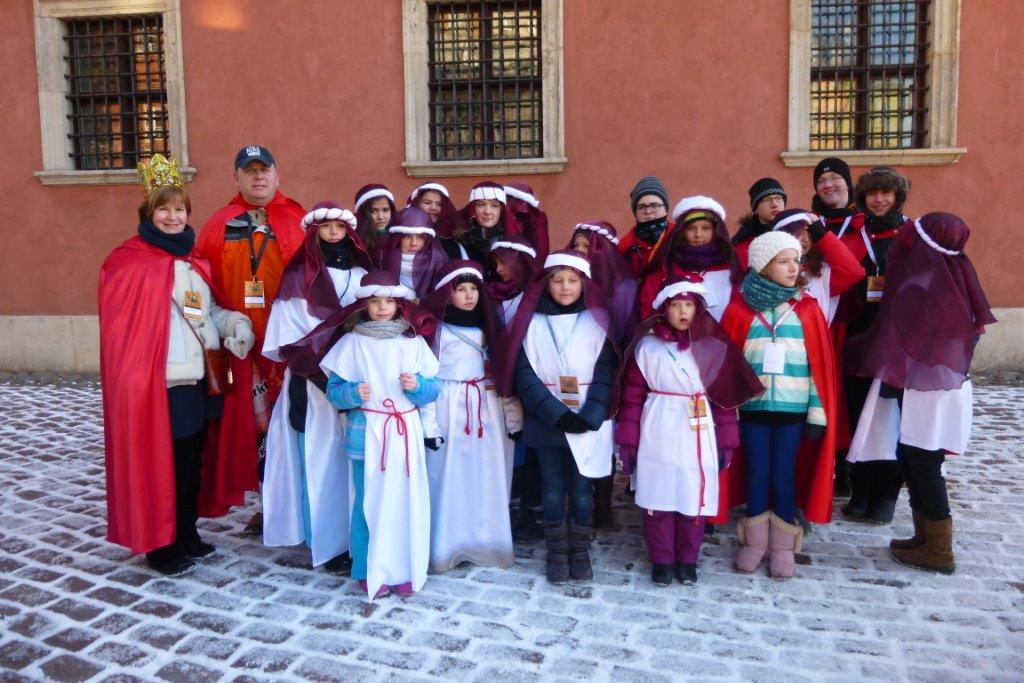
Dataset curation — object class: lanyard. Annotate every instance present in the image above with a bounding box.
[754,300,798,342]
[335,268,355,304]
[663,343,698,386]
[545,313,583,372]
[443,323,488,361]
[859,227,880,273]
[246,214,272,279]
[835,215,853,239]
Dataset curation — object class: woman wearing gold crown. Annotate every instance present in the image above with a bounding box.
[98,155,256,576]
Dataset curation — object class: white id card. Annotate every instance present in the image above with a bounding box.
[762,342,786,375]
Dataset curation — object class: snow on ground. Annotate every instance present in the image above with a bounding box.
[0,377,1022,682]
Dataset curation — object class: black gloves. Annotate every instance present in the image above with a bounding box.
[807,218,828,242]
[805,424,826,441]
[508,431,523,443]
[424,437,444,451]
[555,412,590,434]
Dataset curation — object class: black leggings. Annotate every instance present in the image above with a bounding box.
[896,443,949,521]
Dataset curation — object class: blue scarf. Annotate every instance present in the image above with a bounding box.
[741,270,799,312]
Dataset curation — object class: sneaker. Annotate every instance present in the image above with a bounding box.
[324,552,353,576]
[675,563,698,585]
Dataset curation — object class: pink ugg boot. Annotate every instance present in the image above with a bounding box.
[734,512,770,573]
[768,513,804,579]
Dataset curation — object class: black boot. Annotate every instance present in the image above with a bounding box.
[568,519,594,581]
[543,521,570,584]
[146,544,194,577]
[512,504,544,543]
[324,552,353,575]
[866,461,901,524]
[675,562,698,585]
[834,451,852,498]
[592,476,614,530]
[842,463,870,520]
[651,563,673,586]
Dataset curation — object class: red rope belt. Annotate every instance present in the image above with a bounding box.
[649,389,708,510]
[460,378,485,438]
[361,398,417,476]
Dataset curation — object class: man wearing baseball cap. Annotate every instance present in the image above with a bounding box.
[195,146,306,533]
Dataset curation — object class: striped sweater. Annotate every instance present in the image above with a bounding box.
[739,300,826,426]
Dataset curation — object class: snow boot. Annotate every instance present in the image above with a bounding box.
[675,562,697,585]
[651,563,673,586]
[891,516,955,574]
[568,519,594,581]
[834,452,851,498]
[734,512,770,573]
[768,513,804,579]
[512,504,544,543]
[544,521,570,584]
[842,463,870,520]
[890,511,925,551]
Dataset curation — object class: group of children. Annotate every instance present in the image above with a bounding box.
[113,157,992,598]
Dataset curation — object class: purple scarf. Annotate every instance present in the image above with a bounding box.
[675,242,723,272]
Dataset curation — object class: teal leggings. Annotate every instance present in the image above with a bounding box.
[297,436,312,547]
[349,459,369,580]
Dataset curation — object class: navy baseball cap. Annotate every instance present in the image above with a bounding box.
[234,145,275,170]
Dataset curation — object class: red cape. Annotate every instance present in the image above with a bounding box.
[713,291,838,524]
[99,236,258,554]
[195,190,306,288]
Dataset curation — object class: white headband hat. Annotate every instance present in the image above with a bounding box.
[354,187,395,212]
[503,185,539,208]
[300,206,357,230]
[409,182,450,203]
[652,279,708,311]
[574,222,620,246]
[747,231,803,274]
[353,283,416,301]
[772,212,815,232]
[490,240,537,258]
[434,266,484,291]
[671,195,727,223]
[389,225,436,238]
[914,219,961,256]
[469,185,507,204]
[544,252,592,279]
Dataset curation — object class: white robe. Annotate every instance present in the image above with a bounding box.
[320,332,440,599]
[803,263,841,325]
[260,266,366,566]
[848,377,973,462]
[633,336,719,516]
[426,325,514,572]
[699,268,733,323]
[522,310,614,478]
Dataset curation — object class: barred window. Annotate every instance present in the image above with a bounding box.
[810,0,930,151]
[64,15,168,170]
[427,1,542,162]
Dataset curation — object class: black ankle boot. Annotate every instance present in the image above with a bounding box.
[834,452,852,498]
[651,563,673,586]
[842,463,870,520]
[568,519,594,581]
[146,545,195,577]
[543,521,570,584]
[675,563,697,585]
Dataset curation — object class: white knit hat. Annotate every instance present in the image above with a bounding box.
[747,231,803,274]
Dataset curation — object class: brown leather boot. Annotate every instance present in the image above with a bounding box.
[889,511,925,551]
[891,516,955,574]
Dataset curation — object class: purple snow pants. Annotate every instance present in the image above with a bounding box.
[643,511,705,564]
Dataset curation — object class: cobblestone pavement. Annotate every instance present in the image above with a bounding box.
[1,378,1022,682]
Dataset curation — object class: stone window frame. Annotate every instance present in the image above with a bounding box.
[782,0,966,168]
[32,0,193,186]
[401,0,566,178]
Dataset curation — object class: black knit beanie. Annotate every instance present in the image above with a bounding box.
[630,176,669,213]
[813,157,853,193]
[748,177,787,212]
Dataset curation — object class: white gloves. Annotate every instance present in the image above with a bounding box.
[223,320,255,360]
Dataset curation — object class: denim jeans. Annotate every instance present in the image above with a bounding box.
[536,447,594,523]
[740,420,805,523]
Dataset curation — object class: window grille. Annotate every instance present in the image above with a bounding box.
[810,0,930,150]
[63,15,168,170]
[427,0,542,161]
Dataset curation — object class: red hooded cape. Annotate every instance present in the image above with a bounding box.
[99,237,258,554]
[712,291,838,525]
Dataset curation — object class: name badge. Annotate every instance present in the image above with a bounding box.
[762,342,786,375]
[558,375,580,408]
[182,290,203,321]
[244,280,266,308]
[866,275,885,302]
[687,396,710,430]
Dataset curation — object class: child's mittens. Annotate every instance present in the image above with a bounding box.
[555,411,589,434]
[424,437,443,451]
[617,445,637,476]
[804,424,826,441]
[357,383,372,402]
[399,373,419,392]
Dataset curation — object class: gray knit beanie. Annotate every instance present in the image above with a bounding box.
[630,176,669,213]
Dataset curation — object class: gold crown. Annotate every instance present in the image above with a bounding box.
[138,154,183,196]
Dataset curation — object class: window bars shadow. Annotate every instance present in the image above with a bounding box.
[427,0,543,162]
[64,14,168,170]
[810,0,931,151]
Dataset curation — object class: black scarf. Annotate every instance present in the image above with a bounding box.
[536,291,586,315]
[634,217,668,246]
[864,210,905,234]
[444,303,484,328]
[320,238,352,270]
[463,225,501,257]
[138,220,195,256]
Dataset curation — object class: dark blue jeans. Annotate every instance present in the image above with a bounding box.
[740,421,805,524]
[536,447,594,524]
